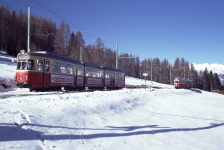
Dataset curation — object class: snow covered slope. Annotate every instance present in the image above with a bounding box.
[1,53,224,150]
[0,52,17,91]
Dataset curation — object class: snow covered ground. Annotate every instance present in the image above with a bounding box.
[1,53,224,150]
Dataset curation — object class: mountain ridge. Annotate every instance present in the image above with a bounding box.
[193,63,224,85]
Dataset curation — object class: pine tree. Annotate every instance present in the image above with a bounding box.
[213,73,221,90]
[173,57,181,79]
[75,31,85,60]
[190,63,201,88]
[202,68,211,91]
[161,59,170,84]
[209,71,214,91]
[67,32,76,58]
[135,56,140,78]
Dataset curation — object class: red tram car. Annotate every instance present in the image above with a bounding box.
[104,67,125,90]
[174,77,192,89]
[14,50,125,91]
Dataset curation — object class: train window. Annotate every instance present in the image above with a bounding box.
[17,62,22,70]
[53,61,60,72]
[115,72,119,79]
[73,65,76,75]
[85,68,91,76]
[60,63,66,73]
[89,68,103,78]
[98,70,103,78]
[105,72,110,78]
[122,73,125,79]
[115,72,125,80]
[92,69,97,77]
[105,71,114,79]
[111,72,115,79]
[17,60,34,70]
[77,65,84,76]
[37,60,43,71]
[45,61,49,71]
[66,64,73,74]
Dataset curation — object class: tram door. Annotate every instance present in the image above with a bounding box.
[37,59,50,88]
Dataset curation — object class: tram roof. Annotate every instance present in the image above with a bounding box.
[18,50,125,72]
[103,66,124,73]
[20,51,82,64]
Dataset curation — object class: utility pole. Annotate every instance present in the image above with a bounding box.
[150,58,152,81]
[150,58,153,86]
[116,43,118,69]
[170,66,172,85]
[80,46,83,62]
[27,7,30,52]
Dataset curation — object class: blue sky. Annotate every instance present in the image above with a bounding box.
[1,0,224,64]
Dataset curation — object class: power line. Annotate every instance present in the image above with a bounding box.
[32,0,116,48]
[0,0,134,56]
[0,0,18,12]
[31,0,136,55]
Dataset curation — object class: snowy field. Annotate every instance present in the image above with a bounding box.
[0,54,224,150]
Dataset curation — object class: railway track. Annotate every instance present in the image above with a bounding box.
[0,88,117,99]
[0,90,79,99]
[0,85,166,99]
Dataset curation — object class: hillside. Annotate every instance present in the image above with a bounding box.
[0,54,224,150]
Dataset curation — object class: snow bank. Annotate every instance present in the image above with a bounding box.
[0,88,224,149]
[1,53,224,150]
[0,52,17,91]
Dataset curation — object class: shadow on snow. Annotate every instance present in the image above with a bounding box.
[0,122,224,142]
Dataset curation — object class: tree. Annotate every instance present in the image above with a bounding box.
[202,68,210,91]
[29,17,56,52]
[172,57,181,79]
[134,56,141,78]
[54,20,70,56]
[104,48,116,68]
[213,73,221,90]
[189,63,201,88]
[161,59,171,84]
[44,19,57,52]
[209,71,214,91]
[95,37,105,65]
[16,11,27,53]
[0,7,10,52]
[67,32,76,58]
[84,44,95,63]
[75,30,85,60]
[152,58,161,82]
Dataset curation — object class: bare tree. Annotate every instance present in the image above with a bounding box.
[54,20,70,56]
[95,37,105,66]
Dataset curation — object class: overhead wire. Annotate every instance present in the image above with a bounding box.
[32,0,117,48]
[0,0,137,57]
[31,0,134,55]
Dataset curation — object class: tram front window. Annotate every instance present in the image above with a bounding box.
[17,60,34,70]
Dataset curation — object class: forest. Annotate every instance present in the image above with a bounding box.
[0,5,222,91]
